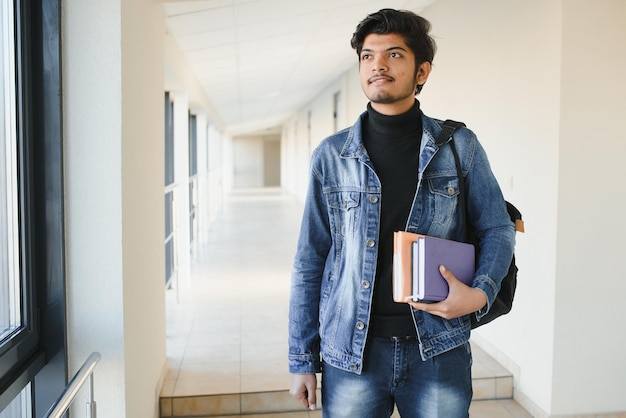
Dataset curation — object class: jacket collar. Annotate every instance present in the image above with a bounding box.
[339,113,367,159]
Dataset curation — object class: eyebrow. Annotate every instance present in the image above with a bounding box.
[361,46,408,53]
[361,46,406,51]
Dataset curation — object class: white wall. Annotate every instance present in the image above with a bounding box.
[64,0,166,416]
[120,2,169,416]
[64,0,125,414]
[282,111,311,202]
[207,124,226,225]
[553,0,626,414]
[281,1,626,416]
[233,137,264,188]
[263,138,281,186]
[232,134,282,188]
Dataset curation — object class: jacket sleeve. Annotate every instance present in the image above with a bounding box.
[288,152,331,374]
[462,133,516,321]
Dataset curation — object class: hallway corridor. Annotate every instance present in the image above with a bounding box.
[160,188,531,417]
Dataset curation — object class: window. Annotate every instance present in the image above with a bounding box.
[0,0,41,391]
[165,192,175,287]
[165,92,174,186]
[188,113,197,245]
[165,92,175,286]
[1,0,67,414]
[0,0,20,344]
[188,113,197,177]
[0,384,31,418]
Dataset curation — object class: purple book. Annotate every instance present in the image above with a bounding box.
[412,236,475,302]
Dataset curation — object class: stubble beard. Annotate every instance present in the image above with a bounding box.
[367,89,415,105]
[366,78,418,105]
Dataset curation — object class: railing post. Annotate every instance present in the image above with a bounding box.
[86,372,97,418]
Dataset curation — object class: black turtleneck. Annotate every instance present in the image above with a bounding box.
[363,100,422,338]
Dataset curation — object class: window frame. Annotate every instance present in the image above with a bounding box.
[0,0,67,414]
[164,92,176,287]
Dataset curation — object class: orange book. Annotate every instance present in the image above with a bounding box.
[393,231,425,303]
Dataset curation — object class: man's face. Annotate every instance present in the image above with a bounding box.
[359,33,431,115]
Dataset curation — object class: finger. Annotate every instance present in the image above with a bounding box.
[294,390,309,408]
[408,301,427,311]
[409,300,442,312]
[409,296,450,317]
[439,265,462,287]
[307,385,317,411]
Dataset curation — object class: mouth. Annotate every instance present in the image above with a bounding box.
[368,75,393,84]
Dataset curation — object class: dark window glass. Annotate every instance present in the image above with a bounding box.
[188,113,197,176]
[164,92,175,186]
[1,0,67,415]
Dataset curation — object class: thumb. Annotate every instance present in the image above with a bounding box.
[439,265,458,284]
[306,381,317,410]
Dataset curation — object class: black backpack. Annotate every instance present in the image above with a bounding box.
[436,120,524,328]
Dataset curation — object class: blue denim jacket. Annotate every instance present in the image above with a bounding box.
[288,111,515,375]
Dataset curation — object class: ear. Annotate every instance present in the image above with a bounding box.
[416,61,432,85]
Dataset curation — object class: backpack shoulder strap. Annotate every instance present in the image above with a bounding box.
[435,119,466,146]
[436,119,468,240]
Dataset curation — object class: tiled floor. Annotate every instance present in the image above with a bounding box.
[161,187,532,418]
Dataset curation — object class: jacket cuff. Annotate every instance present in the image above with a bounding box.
[288,354,322,374]
[472,274,498,321]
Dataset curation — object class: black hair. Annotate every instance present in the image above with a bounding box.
[350,9,436,93]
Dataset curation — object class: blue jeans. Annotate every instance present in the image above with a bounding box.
[321,337,473,418]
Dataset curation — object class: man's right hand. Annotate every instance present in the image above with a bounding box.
[289,373,318,410]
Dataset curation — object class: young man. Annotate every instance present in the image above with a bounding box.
[288,9,515,418]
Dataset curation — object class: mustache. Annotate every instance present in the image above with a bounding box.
[368,74,394,83]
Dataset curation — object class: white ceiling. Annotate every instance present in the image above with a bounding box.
[162,0,436,136]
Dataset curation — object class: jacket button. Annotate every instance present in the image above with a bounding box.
[369,195,379,203]
[349,364,358,371]
[447,186,455,195]
[362,281,370,289]
[356,321,365,330]
[366,239,375,248]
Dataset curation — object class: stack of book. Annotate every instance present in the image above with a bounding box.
[393,231,475,303]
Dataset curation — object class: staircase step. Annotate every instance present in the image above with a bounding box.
[160,359,513,417]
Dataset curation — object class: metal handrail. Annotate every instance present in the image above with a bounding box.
[44,352,102,418]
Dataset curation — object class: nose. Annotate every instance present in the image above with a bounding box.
[372,56,388,72]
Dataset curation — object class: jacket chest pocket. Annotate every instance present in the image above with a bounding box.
[325,191,360,237]
[426,176,460,229]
